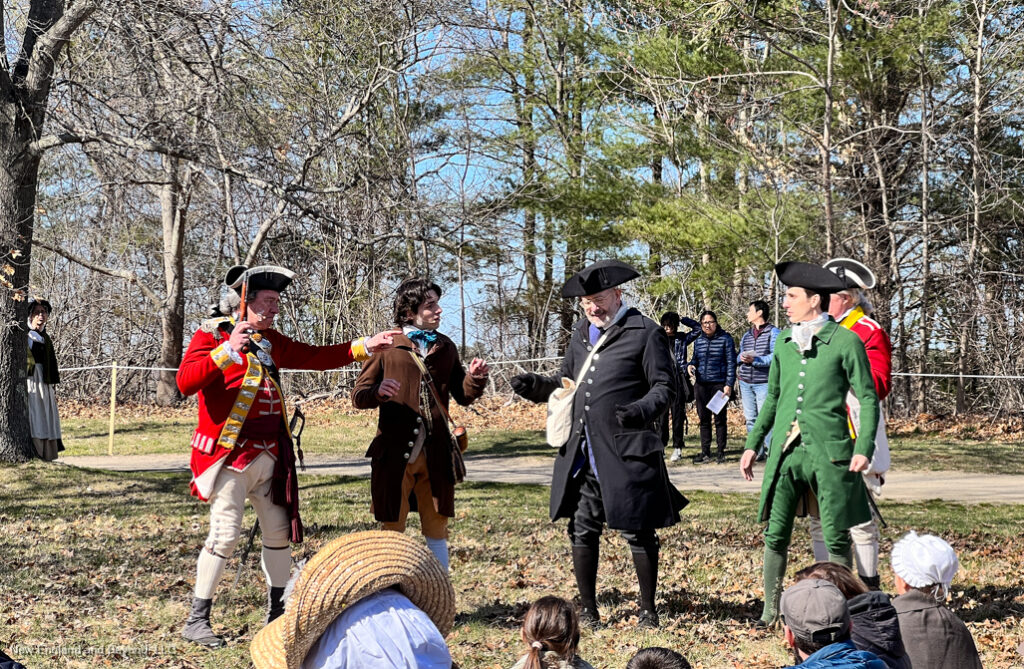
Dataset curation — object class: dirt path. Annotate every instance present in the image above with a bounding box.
[57,453,1024,504]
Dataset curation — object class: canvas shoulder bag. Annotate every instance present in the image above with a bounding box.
[546,333,607,448]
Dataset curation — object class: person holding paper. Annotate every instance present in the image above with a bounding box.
[739,261,879,628]
[510,259,686,629]
[687,310,737,464]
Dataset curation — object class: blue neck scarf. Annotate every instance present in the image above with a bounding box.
[408,329,438,346]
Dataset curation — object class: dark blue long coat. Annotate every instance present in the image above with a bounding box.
[521,308,688,529]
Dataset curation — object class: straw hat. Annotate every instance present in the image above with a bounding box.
[250,530,455,669]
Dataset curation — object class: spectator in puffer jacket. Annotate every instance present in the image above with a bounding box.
[687,310,736,463]
[795,562,910,669]
[737,299,780,462]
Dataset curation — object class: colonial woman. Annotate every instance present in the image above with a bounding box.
[26,297,63,461]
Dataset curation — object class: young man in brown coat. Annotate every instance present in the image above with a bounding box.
[352,278,489,571]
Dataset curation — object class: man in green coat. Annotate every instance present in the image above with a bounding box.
[739,262,880,626]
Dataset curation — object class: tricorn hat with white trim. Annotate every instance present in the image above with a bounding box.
[224,264,295,295]
[824,257,876,290]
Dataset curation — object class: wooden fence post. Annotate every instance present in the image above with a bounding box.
[108,362,118,456]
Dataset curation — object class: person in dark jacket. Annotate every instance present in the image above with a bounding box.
[780,578,887,668]
[25,296,63,460]
[890,531,983,669]
[794,562,910,669]
[511,259,687,629]
[686,310,736,463]
[658,311,700,462]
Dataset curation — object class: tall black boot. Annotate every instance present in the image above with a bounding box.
[571,544,600,625]
[265,586,286,625]
[182,597,224,648]
[631,546,659,628]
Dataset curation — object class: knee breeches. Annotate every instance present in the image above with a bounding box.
[204,456,290,557]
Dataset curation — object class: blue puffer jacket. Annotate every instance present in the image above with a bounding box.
[690,329,736,386]
[792,639,888,668]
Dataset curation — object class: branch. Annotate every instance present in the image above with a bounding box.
[23,0,100,102]
[33,239,162,308]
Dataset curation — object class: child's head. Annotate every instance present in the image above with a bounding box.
[520,596,580,668]
[625,647,692,669]
[892,530,959,601]
[794,561,869,599]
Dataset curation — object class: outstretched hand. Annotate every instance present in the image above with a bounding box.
[510,373,535,397]
[740,449,757,481]
[615,403,645,429]
[366,329,403,353]
[468,358,489,378]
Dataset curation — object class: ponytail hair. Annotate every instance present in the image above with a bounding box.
[520,596,580,669]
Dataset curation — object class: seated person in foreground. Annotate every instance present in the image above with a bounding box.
[251,530,456,669]
[890,531,983,669]
[625,646,692,669]
[510,595,595,669]
[779,578,886,668]
[794,562,909,669]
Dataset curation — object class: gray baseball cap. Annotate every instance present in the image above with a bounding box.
[780,579,851,644]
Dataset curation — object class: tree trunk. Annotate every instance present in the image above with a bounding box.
[0,121,41,462]
[156,155,185,406]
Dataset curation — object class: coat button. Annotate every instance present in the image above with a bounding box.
[416,417,423,423]
[413,428,420,435]
[584,406,590,411]
[801,359,807,365]
[579,418,584,424]
[798,384,804,390]
[407,441,415,447]
[585,392,591,398]
[796,409,802,415]
[404,452,410,459]
[593,354,600,360]
[799,372,806,377]
[797,397,803,402]
[587,379,593,384]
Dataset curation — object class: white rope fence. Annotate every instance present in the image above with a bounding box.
[58,362,1023,456]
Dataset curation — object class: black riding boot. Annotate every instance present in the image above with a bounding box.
[631,545,660,628]
[571,544,600,625]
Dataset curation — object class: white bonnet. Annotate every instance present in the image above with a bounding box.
[892,530,959,592]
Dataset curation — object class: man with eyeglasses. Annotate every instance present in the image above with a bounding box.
[511,259,687,629]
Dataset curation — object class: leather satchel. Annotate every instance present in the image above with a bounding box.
[404,348,469,482]
[546,333,607,448]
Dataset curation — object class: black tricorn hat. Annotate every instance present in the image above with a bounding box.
[27,296,53,314]
[775,261,847,294]
[225,265,295,295]
[823,257,877,290]
[561,259,641,297]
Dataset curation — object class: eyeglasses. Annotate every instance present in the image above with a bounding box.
[580,292,616,308]
[701,320,717,325]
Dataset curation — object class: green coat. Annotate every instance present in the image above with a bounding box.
[746,319,879,530]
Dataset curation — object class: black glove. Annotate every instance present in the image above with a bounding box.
[510,373,535,397]
[615,403,646,429]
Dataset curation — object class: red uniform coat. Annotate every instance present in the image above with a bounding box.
[847,313,893,401]
[177,320,361,501]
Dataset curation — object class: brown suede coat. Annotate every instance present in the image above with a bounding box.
[352,332,486,522]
